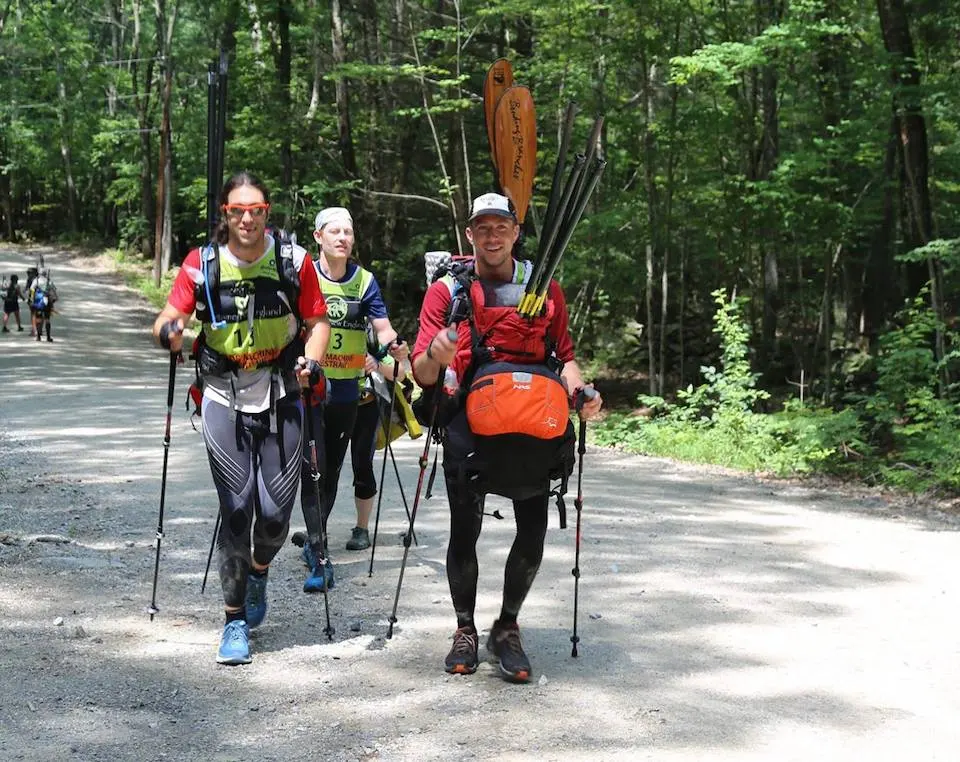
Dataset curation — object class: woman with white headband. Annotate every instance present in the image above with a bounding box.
[297,206,408,593]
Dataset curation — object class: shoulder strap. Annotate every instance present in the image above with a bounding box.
[444,264,475,326]
[273,230,302,321]
[195,243,220,324]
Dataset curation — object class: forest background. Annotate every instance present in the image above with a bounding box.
[2,0,959,493]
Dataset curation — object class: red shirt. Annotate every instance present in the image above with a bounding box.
[168,243,327,321]
[412,277,575,386]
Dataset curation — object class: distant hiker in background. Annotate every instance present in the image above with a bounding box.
[25,266,39,336]
[2,274,25,333]
[29,270,57,342]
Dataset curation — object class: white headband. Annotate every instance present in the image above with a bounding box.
[314,207,353,230]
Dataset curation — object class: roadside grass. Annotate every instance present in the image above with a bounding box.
[100,248,175,310]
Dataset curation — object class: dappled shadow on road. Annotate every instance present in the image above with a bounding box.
[1,246,953,761]
[1,444,902,760]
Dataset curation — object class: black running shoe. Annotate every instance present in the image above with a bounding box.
[345,526,370,551]
[444,626,479,675]
[486,620,532,683]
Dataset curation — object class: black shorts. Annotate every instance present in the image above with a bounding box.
[3,301,18,315]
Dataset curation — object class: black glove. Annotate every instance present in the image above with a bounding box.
[573,385,598,411]
[158,319,181,350]
[297,358,328,404]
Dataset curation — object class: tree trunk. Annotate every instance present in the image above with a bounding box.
[409,15,463,254]
[640,53,659,396]
[130,0,155,258]
[646,243,657,395]
[101,0,124,239]
[0,0,12,38]
[153,0,177,284]
[757,0,781,378]
[679,238,686,389]
[876,0,945,386]
[55,60,80,234]
[819,244,839,402]
[276,0,293,217]
[0,169,14,241]
[305,0,324,121]
[861,120,899,345]
[330,0,357,179]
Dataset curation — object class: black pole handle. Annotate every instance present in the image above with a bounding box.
[574,385,598,411]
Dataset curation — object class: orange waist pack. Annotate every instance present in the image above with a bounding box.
[466,362,569,440]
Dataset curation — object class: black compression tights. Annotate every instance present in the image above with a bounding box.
[444,472,549,630]
[202,397,303,609]
[350,399,379,500]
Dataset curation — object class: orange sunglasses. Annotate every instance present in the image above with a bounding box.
[222,203,270,220]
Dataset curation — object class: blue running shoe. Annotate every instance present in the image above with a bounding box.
[303,559,335,593]
[245,573,268,629]
[216,620,251,665]
[300,541,318,569]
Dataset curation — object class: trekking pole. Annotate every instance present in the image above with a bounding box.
[387,329,455,638]
[368,373,397,577]
[386,437,413,530]
[205,61,218,237]
[368,373,417,577]
[197,51,228,595]
[304,387,335,640]
[570,387,597,657]
[200,512,221,594]
[147,350,180,620]
[214,49,228,191]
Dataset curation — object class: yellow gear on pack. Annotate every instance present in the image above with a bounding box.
[320,264,375,379]
[376,390,423,448]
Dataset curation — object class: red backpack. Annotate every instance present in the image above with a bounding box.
[441,265,576,503]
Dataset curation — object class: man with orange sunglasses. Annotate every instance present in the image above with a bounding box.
[153,171,330,665]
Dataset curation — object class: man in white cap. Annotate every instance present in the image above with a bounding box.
[410,192,602,683]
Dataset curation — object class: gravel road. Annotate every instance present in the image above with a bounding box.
[1,245,958,761]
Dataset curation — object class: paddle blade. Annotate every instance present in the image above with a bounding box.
[494,85,537,224]
[483,58,514,172]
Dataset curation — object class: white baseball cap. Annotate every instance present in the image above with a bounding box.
[314,206,353,230]
[468,192,516,222]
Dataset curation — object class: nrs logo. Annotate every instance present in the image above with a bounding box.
[512,383,531,391]
[326,295,348,322]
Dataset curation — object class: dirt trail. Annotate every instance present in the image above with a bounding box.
[1,245,959,762]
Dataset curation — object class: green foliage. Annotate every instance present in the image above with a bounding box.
[595,287,960,493]
[853,294,960,490]
[4,0,960,498]
[594,290,863,475]
[897,238,960,273]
